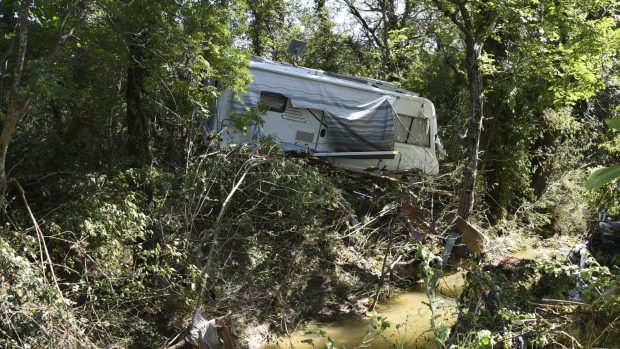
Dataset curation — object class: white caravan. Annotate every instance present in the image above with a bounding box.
[212,57,440,174]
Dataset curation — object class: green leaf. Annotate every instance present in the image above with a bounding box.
[586,164,620,190]
[605,118,620,131]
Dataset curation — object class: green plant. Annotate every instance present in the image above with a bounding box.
[587,118,620,190]
[448,248,618,349]
[416,244,450,347]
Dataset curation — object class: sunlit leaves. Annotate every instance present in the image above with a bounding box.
[586,164,620,190]
[505,0,620,108]
[587,118,620,190]
[606,118,620,131]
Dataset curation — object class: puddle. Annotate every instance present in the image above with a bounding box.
[260,246,557,349]
[261,284,458,349]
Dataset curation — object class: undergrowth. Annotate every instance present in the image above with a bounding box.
[0,146,457,348]
[2,144,616,349]
[448,252,619,349]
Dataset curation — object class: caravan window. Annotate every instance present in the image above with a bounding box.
[259,91,288,113]
[395,114,430,147]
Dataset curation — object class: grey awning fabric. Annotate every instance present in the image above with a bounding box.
[232,66,398,152]
[324,98,394,151]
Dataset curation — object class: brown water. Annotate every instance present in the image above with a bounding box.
[261,246,563,349]
[262,283,458,349]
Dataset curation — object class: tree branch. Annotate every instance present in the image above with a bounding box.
[456,1,475,39]
[9,178,65,303]
[476,10,499,43]
[345,0,384,48]
[402,0,414,26]
[0,0,90,196]
[10,0,30,95]
[0,0,31,194]
[50,1,90,60]
[430,0,469,37]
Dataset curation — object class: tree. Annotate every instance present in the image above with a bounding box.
[430,0,497,219]
[0,0,88,196]
[474,0,620,219]
[246,0,288,58]
[345,0,425,80]
[0,0,251,193]
[587,118,620,190]
[512,0,619,197]
[298,5,372,75]
[427,0,618,220]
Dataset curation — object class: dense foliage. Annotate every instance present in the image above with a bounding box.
[1,0,619,348]
[449,253,619,348]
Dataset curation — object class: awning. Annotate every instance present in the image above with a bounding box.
[232,67,397,152]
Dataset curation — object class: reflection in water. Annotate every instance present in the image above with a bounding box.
[262,283,458,349]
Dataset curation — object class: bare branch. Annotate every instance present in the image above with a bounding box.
[9,178,65,304]
[17,93,33,119]
[345,0,384,48]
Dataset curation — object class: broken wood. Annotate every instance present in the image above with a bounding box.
[455,216,487,255]
[215,317,236,349]
[10,179,65,303]
[164,337,188,349]
[369,228,394,311]
[540,299,589,306]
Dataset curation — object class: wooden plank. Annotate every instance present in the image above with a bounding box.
[216,317,236,349]
[455,216,487,255]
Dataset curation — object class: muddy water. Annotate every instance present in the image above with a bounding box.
[261,246,563,349]
[262,283,458,349]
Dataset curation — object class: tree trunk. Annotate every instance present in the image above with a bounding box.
[249,1,263,57]
[530,128,555,197]
[314,0,325,12]
[0,0,29,196]
[0,0,17,109]
[126,44,150,166]
[457,40,484,220]
[50,99,63,134]
[380,0,390,79]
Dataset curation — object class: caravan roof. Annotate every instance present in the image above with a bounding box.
[250,56,420,100]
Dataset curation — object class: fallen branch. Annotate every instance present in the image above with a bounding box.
[169,157,268,349]
[9,178,65,303]
[541,299,589,306]
[199,157,268,300]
